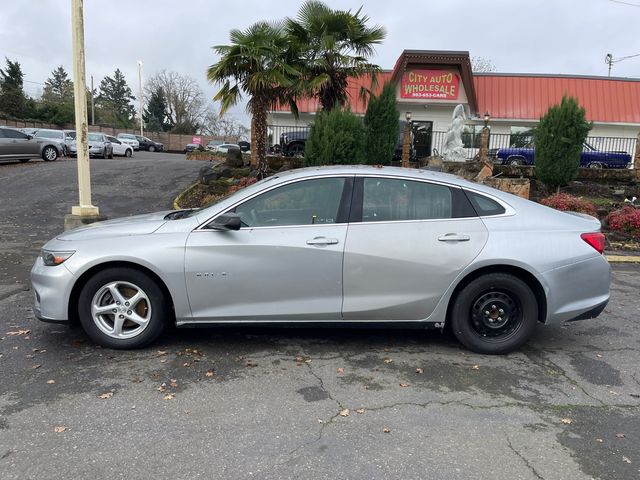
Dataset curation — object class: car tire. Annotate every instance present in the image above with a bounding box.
[508,157,523,166]
[588,162,603,169]
[149,145,155,152]
[125,149,132,158]
[78,267,169,349]
[450,273,538,355]
[42,146,58,162]
[108,149,114,159]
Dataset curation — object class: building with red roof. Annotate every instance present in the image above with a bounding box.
[269,50,639,158]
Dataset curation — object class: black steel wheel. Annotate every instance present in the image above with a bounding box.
[450,273,538,354]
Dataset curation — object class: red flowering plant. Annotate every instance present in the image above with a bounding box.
[227,176,257,194]
[607,206,640,240]
[540,193,598,217]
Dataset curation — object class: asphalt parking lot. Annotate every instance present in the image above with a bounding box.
[1,153,639,479]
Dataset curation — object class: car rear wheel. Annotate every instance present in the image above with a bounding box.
[508,157,523,166]
[450,273,538,354]
[78,267,169,349]
[108,149,113,159]
[288,143,305,157]
[588,162,603,169]
[42,146,58,162]
[149,145,155,152]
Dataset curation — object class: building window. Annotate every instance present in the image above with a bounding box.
[462,125,483,148]
[509,127,534,147]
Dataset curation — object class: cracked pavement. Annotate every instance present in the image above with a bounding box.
[1,154,639,479]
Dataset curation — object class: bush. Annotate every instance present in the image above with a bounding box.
[540,193,597,216]
[304,108,365,166]
[363,83,399,165]
[228,176,257,194]
[534,96,592,191]
[607,206,640,239]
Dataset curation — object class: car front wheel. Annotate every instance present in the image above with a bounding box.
[42,146,58,162]
[78,267,169,349]
[450,273,538,354]
[125,149,132,157]
[148,145,155,152]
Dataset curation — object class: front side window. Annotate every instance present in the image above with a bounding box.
[234,177,346,228]
[2,128,28,139]
[362,178,453,222]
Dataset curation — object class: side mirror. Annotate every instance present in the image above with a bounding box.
[26,134,33,140]
[208,212,241,231]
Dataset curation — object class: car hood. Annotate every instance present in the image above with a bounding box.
[56,211,171,241]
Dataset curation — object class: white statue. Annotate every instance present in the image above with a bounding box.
[442,104,467,162]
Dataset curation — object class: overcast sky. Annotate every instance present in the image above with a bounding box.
[1,0,638,124]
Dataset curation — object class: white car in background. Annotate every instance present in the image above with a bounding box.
[107,136,134,157]
[116,133,140,151]
[212,143,241,154]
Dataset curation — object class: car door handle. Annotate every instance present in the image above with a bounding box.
[306,236,339,246]
[438,233,470,242]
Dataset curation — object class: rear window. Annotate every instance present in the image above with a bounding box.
[465,191,506,216]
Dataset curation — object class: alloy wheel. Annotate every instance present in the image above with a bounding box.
[91,281,152,339]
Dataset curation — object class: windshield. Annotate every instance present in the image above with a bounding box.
[88,133,102,142]
[583,142,595,151]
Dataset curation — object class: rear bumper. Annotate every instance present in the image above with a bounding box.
[541,255,611,325]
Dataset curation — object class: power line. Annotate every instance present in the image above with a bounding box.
[609,0,640,6]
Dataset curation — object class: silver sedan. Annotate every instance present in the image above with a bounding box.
[31,166,611,354]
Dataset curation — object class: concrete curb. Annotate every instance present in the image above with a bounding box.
[606,255,640,263]
[172,182,200,210]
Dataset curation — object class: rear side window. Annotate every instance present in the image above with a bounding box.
[465,191,506,216]
[2,128,28,139]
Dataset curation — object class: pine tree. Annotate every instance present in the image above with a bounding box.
[534,96,592,191]
[42,66,74,103]
[304,108,365,166]
[0,57,28,118]
[143,86,170,132]
[363,83,399,165]
[96,69,136,127]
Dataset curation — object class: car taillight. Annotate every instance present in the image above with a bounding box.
[581,232,605,254]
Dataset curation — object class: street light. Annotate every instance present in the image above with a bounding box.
[137,60,144,137]
[483,111,491,127]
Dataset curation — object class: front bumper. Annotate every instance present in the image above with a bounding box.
[31,257,76,323]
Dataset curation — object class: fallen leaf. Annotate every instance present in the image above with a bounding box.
[596,354,603,358]
[399,383,411,388]
[245,362,258,368]
[206,369,215,377]
[337,367,344,374]
[317,418,324,423]
[46,379,55,384]
[183,362,191,367]
[383,348,390,352]
[616,433,626,438]
[622,456,631,464]
[184,410,191,415]
[31,364,41,370]
[471,365,480,370]
[355,408,365,414]
[339,409,350,417]
[160,359,168,364]
[164,393,175,400]
[99,392,113,400]
[383,358,393,364]
[157,383,167,393]
[6,329,30,336]
[415,368,424,374]
[561,418,573,425]
[156,350,169,356]
[383,426,391,433]
[169,379,178,388]
[54,426,69,433]
[596,438,603,443]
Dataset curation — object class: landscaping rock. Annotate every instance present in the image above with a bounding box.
[225,147,244,168]
[198,164,222,185]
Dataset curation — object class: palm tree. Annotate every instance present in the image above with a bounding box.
[207,21,300,172]
[286,1,386,111]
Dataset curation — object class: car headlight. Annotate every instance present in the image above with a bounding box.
[41,250,75,266]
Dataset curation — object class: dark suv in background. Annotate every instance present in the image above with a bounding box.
[135,135,164,152]
[280,129,309,156]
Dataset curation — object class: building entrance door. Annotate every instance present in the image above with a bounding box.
[412,121,433,158]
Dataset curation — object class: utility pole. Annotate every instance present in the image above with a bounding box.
[65,0,101,229]
[90,74,95,125]
[138,60,144,137]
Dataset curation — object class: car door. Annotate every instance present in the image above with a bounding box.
[184,176,353,322]
[342,176,489,321]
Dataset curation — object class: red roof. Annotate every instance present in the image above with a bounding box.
[474,74,640,124]
[274,71,640,125]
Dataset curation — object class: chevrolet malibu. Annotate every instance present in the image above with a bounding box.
[31,166,611,354]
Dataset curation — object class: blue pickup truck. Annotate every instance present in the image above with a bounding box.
[495,142,631,169]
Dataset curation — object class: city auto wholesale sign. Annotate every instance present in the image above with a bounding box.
[401,69,460,99]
